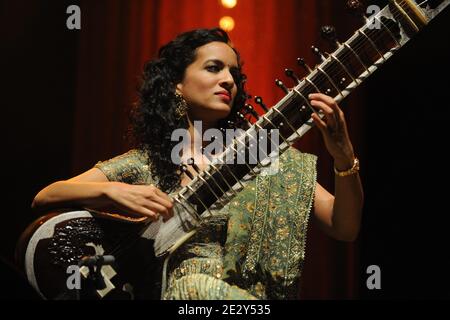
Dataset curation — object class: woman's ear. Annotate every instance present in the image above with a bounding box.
[175,83,183,95]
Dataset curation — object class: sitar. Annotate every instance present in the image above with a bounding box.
[16,0,450,300]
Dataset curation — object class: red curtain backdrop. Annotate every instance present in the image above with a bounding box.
[72,0,367,299]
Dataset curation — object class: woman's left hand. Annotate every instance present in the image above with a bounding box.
[309,93,355,170]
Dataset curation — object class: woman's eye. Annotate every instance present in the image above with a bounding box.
[206,65,220,72]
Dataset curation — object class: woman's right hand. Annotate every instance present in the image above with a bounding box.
[104,182,174,221]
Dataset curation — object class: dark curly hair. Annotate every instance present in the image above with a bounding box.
[130,28,249,192]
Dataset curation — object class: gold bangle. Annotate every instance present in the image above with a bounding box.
[334,157,360,177]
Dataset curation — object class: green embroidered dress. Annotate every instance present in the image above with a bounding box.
[95,147,317,300]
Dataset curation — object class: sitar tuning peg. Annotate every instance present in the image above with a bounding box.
[275,79,289,94]
[236,112,248,124]
[297,57,313,74]
[180,164,194,180]
[284,68,301,84]
[220,119,235,132]
[236,111,246,120]
[346,0,363,14]
[244,104,260,120]
[311,46,326,63]
[188,158,201,173]
[254,96,269,112]
[346,0,368,22]
[236,112,251,129]
[321,25,340,48]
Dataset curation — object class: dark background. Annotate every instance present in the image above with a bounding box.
[361,2,450,298]
[1,0,449,299]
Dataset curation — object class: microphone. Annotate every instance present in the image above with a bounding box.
[77,255,116,291]
[78,255,115,267]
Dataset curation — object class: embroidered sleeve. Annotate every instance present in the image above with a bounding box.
[94,149,153,185]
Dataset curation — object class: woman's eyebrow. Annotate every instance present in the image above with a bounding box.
[203,59,224,65]
[203,59,238,68]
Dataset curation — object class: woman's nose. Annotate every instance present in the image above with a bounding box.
[219,70,235,89]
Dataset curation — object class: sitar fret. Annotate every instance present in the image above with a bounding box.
[374,16,401,49]
[347,34,381,68]
[341,42,370,76]
[328,53,358,86]
[311,67,341,97]
[209,163,238,196]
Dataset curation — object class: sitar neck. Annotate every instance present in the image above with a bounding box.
[175,0,449,219]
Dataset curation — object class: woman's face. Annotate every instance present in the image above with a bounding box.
[176,41,239,125]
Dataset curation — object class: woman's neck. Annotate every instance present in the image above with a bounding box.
[187,116,217,148]
[178,116,218,176]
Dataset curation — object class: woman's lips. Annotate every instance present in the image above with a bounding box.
[216,93,231,103]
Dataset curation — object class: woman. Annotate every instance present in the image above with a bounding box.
[32,28,363,299]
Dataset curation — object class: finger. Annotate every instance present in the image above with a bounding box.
[311,113,328,134]
[143,200,172,220]
[310,99,334,114]
[150,193,174,215]
[154,188,174,206]
[310,99,336,129]
[125,204,159,221]
[140,208,159,222]
[141,185,174,210]
[323,98,345,127]
[309,93,343,125]
[145,185,173,206]
[309,93,336,106]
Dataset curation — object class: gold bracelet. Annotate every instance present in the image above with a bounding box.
[334,157,360,177]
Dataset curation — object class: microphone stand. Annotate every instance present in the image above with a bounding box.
[75,255,116,300]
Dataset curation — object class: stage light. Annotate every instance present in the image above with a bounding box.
[221,0,237,9]
[219,16,235,32]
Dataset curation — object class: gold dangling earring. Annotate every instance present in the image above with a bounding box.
[175,92,188,120]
